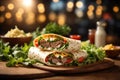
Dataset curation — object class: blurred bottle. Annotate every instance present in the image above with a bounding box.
[88,29,96,44]
[95,21,106,47]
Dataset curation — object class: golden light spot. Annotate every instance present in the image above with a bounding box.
[37,3,45,13]
[15,8,24,22]
[67,1,74,9]
[87,10,93,16]
[0,6,5,12]
[8,3,14,10]
[97,5,103,10]
[22,0,33,7]
[75,10,83,18]
[0,16,5,23]
[15,12,21,18]
[16,16,23,22]
[95,6,103,17]
[48,12,56,21]
[96,9,102,16]
[113,6,119,13]
[58,13,66,25]
[5,12,12,19]
[96,0,102,5]
[18,8,24,14]
[88,5,94,11]
[37,14,46,23]
[15,12,23,22]
[25,12,35,25]
[87,10,94,19]
[76,1,83,8]
[53,0,59,3]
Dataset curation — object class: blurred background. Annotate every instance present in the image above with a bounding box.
[0,0,120,45]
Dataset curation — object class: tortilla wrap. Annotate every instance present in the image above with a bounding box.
[28,47,88,66]
[33,34,81,52]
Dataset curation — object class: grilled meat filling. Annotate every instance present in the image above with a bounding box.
[39,39,65,48]
[46,52,73,65]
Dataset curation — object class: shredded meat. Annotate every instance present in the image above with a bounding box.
[50,40,64,48]
[39,40,64,48]
[39,40,50,48]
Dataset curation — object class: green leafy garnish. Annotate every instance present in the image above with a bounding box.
[81,41,106,64]
[41,22,71,36]
[32,27,41,39]
[0,39,37,67]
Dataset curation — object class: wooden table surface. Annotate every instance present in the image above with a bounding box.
[0,56,120,80]
[39,57,120,80]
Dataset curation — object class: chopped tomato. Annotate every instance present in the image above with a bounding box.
[78,57,84,63]
[65,58,72,63]
[33,38,39,47]
[70,35,81,40]
[63,39,67,43]
[45,57,49,62]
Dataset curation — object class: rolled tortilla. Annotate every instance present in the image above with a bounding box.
[28,47,74,66]
[33,34,81,52]
[28,47,88,66]
[73,50,88,63]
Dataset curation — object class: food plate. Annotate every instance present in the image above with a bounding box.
[33,58,114,74]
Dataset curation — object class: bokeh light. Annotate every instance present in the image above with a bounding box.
[58,13,66,25]
[75,9,84,18]
[18,8,24,14]
[15,8,24,22]
[113,6,119,13]
[7,3,14,10]
[53,0,59,3]
[49,12,56,21]
[25,12,35,25]
[22,0,33,7]
[15,12,23,22]
[0,16,5,23]
[96,6,103,17]
[96,9,102,16]
[96,0,102,5]
[87,10,94,19]
[66,1,74,12]
[0,6,5,12]
[37,14,46,23]
[67,1,74,9]
[37,3,45,13]
[76,1,83,8]
[97,5,103,11]
[88,5,94,11]
[5,12,12,19]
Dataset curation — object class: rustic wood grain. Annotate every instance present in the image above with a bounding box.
[0,62,55,79]
[33,58,114,74]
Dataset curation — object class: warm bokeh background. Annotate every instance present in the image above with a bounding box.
[0,0,120,45]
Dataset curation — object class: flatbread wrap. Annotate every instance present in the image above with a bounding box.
[28,47,88,66]
[33,34,81,52]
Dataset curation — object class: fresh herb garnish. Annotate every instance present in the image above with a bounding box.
[0,39,37,67]
[41,22,71,36]
[81,41,106,64]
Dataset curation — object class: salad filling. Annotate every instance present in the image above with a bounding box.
[33,34,81,52]
[33,34,69,51]
[28,47,74,66]
[28,47,88,66]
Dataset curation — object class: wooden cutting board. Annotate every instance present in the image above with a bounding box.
[0,58,114,79]
[33,58,114,74]
[0,62,55,79]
